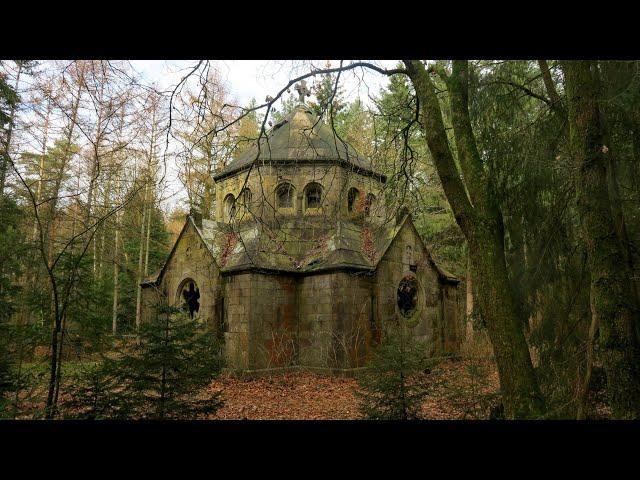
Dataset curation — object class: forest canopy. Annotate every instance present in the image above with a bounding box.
[0,59,639,420]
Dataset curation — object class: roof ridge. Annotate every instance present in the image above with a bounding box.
[213,104,384,181]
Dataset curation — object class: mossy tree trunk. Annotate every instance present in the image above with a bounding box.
[563,60,640,419]
[404,60,545,419]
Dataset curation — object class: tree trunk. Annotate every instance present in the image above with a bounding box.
[563,60,640,419]
[112,212,120,335]
[135,185,148,332]
[404,60,545,418]
[469,224,545,418]
[0,62,23,196]
[577,297,598,420]
[44,63,85,418]
[465,251,474,339]
[144,195,152,277]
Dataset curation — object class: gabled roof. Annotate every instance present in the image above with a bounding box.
[140,215,220,287]
[212,104,386,182]
[143,212,459,288]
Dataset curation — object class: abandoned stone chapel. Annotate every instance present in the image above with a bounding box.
[141,83,461,373]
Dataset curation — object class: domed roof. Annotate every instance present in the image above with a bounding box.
[213,104,385,182]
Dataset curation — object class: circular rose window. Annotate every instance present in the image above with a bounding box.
[397,275,419,318]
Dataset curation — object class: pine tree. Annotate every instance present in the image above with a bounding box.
[62,300,224,419]
[0,61,21,195]
[233,98,260,159]
[309,61,345,122]
[0,196,24,415]
[356,327,433,420]
[270,93,298,124]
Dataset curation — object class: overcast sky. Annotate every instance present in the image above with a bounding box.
[124,60,400,212]
[129,60,399,108]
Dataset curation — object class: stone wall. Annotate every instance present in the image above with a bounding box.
[227,271,374,372]
[215,164,386,226]
[297,272,374,370]
[222,273,251,369]
[143,216,460,373]
[246,273,297,369]
[375,220,445,357]
[159,220,221,329]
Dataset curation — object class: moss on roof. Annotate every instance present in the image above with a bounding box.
[213,104,385,182]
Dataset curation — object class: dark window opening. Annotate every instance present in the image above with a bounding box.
[218,297,227,334]
[276,183,294,208]
[305,183,323,209]
[370,295,380,343]
[410,264,418,273]
[397,276,419,318]
[224,194,236,220]
[348,187,360,213]
[242,188,252,208]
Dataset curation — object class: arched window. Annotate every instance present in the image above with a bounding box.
[241,188,252,210]
[276,183,294,209]
[347,187,360,213]
[224,194,236,221]
[304,182,323,209]
[364,193,376,216]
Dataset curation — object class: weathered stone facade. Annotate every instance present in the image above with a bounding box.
[141,102,460,373]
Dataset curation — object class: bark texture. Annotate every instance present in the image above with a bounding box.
[404,60,545,418]
[563,60,640,419]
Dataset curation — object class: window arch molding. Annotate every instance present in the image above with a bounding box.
[303,182,323,210]
[223,193,236,221]
[347,187,360,213]
[275,182,295,210]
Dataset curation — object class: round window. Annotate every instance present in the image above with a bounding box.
[397,275,419,318]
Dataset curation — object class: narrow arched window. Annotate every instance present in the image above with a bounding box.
[304,182,323,209]
[224,194,236,221]
[276,183,294,209]
[241,188,252,210]
[347,187,360,213]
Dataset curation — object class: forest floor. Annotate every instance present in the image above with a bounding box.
[9,356,612,419]
[206,358,501,420]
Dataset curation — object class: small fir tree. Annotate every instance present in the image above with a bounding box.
[63,300,224,419]
[357,325,433,420]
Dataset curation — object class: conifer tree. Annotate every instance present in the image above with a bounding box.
[357,326,433,420]
[63,300,224,419]
[309,61,345,122]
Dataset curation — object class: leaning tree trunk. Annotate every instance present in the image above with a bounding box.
[468,223,545,418]
[563,60,640,419]
[404,59,545,419]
